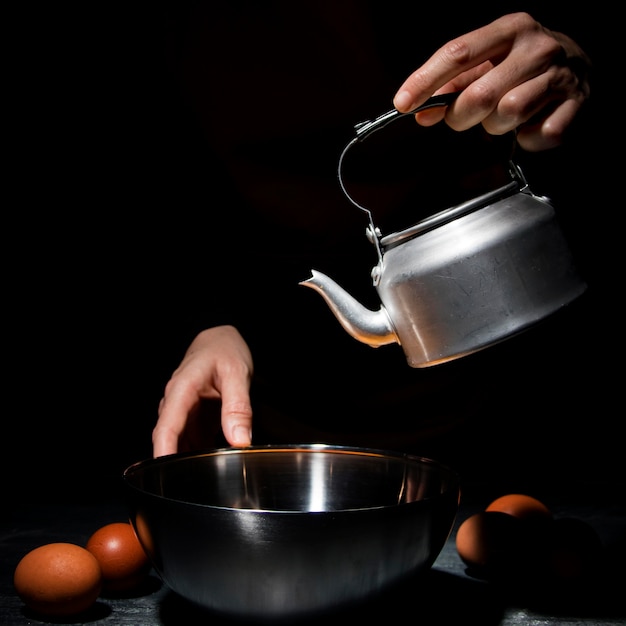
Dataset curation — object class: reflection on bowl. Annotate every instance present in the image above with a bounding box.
[124,444,460,620]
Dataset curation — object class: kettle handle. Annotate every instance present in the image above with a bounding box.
[353,91,460,141]
[338,91,460,263]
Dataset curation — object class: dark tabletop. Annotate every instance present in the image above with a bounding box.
[2,477,625,626]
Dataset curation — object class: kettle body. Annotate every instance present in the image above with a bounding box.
[374,184,584,366]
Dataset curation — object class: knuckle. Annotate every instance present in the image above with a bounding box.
[440,37,473,69]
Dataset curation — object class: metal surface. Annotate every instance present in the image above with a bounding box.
[123,445,460,620]
[302,189,586,367]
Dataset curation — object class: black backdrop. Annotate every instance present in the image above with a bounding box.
[4,4,618,507]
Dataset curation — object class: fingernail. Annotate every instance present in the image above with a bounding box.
[393,90,412,112]
[232,425,251,446]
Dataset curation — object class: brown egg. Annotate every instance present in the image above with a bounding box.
[86,522,150,593]
[485,493,552,522]
[455,510,526,572]
[14,542,102,616]
[546,517,603,582]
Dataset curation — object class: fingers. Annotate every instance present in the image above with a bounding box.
[214,329,254,447]
[221,391,253,447]
[393,15,524,113]
[439,32,563,134]
[515,97,581,152]
[153,387,251,456]
[152,380,201,457]
[392,13,590,151]
[152,326,255,456]
[152,427,179,459]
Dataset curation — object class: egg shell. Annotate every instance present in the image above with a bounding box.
[485,493,552,522]
[455,510,527,572]
[546,517,603,582]
[86,522,150,592]
[14,542,102,616]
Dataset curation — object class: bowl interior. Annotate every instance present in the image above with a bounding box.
[124,444,459,512]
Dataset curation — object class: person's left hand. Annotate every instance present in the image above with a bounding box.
[393,12,591,152]
[152,325,254,457]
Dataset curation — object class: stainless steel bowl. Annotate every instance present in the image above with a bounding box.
[123,445,460,620]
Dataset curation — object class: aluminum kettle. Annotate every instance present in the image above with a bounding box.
[300,94,587,368]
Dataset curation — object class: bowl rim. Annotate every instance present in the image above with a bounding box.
[123,443,460,512]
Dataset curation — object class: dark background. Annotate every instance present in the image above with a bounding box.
[4,5,619,508]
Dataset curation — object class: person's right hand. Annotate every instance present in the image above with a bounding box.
[152,325,254,457]
[393,12,592,152]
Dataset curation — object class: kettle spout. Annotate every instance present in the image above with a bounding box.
[300,270,398,348]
